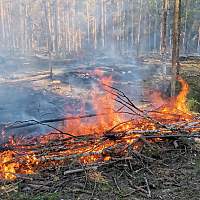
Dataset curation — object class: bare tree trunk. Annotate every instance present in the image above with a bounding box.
[136,0,143,56]
[153,0,158,52]
[0,0,5,47]
[176,0,182,74]
[171,0,181,96]
[160,0,168,55]
[197,26,200,54]
[183,0,189,55]
[86,1,90,46]
[54,0,59,57]
[101,0,106,49]
[160,0,169,77]
[43,0,53,80]
[148,13,151,51]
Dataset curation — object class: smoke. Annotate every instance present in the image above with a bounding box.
[0,0,169,139]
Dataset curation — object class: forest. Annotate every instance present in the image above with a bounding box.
[0,0,199,57]
[0,1,200,200]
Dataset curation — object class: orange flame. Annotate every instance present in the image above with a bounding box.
[150,77,191,121]
[64,69,130,135]
[175,77,189,114]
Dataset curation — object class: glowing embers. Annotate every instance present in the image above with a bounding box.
[0,150,38,180]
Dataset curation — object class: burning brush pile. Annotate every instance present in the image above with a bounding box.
[0,70,200,182]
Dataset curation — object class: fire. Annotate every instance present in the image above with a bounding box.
[0,151,18,180]
[0,149,38,180]
[0,70,193,180]
[175,77,190,114]
[150,77,191,121]
[64,69,130,135]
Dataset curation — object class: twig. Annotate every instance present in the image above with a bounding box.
[144,176,152,198]
[5,119,76,138]
[114,177,121,192]
[104,118,134,134]
[103,84,143,113]
[90,181,97,200]
[104,84,192,134]
[64,166,98,175]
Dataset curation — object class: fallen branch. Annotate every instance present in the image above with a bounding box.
[144,176,152,198]
[64,166,98,175]
[143,134,200,139]
[3,113,108,131]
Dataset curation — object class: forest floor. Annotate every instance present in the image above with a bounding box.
[0,55,200,200]
[1,139,200,200]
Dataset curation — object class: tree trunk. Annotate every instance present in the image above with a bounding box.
[176,0,182,74]
[54,0,59,57]
[136,0,143,56]
[197,26,200,54]
[160,0,168,55]
[171,0,181,96]
[43,0,53,79]
[153,0,158,52]
[183,0,189,54]
[101,0,105,48]
[0,0,5,47]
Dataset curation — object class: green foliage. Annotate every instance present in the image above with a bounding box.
[187,98,200,112]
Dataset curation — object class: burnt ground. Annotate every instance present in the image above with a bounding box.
[0,55,200,199]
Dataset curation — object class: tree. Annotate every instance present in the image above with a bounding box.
[197,26,200,54]
[136,0,143,56]
[0,0,199,58]
[160,0,168,56]
[183,0,189,54]
[171,0,181,96]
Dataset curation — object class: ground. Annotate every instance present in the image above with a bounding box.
[0,55,200,200]
[1,139,200,200]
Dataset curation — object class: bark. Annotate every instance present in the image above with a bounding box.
[54,0,59,56]
[160,0,168,55]
[136,0,143,56]
[171,0,181,96]
[197,26,200,54]
[101,0,105,48]
[183,0,189,54]
[43,0,53,79]
[153,0,158,52]
[176,0,182,74]
[0,0,5,46]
